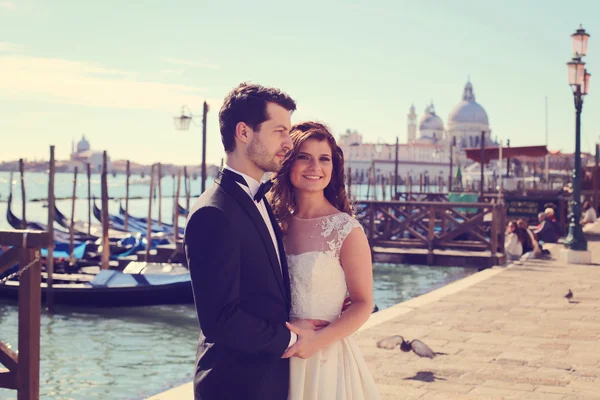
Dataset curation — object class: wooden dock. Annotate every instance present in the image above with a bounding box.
[355,200,506,268]
[149,221,600,400]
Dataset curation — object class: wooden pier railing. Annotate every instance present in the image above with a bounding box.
[354,200,505,265]
[390,191,570,232]
[0,229,48,400]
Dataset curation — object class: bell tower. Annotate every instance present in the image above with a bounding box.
[407,103,417,143]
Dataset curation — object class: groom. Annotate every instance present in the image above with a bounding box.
[185,82,318,400]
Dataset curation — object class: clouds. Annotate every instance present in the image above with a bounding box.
[0,55,222,111]
[0,42,22,52]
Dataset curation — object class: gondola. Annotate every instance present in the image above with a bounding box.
[53,204,101,240]
[118,201,185,236]
[6,194,95,243]
[93,199,170,234]
[0,268,193,307]
[178,203,188,217]
[92,199,141,233]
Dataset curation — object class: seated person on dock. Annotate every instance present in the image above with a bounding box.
[517,219,550,260]
[534,212,560,244]
[581,201,597,226]
[505,221,523,262]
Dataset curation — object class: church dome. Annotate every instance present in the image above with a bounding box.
[448,81,489,125]
[418,103,444,131]
[77,135,90,153]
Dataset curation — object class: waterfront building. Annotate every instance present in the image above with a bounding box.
[338,80,496,186]
[69,135,110,172]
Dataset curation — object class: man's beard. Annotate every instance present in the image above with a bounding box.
[248,138,280,173]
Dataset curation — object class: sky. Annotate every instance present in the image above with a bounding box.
[1,0,599,166]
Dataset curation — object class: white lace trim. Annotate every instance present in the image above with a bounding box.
[319,213,363,257]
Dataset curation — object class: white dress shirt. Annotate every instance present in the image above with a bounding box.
[224,165,297,347]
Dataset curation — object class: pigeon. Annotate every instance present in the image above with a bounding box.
[376,335,441,358]
[565,289,573,302]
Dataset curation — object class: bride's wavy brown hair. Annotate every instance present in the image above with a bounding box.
[269,121,353,232]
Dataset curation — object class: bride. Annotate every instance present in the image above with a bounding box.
[270,121,380,399]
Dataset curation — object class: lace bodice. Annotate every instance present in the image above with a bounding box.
[284,212,363,322]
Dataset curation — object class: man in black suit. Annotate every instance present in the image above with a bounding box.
[185,83,319,400]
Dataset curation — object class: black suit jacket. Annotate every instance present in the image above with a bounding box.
[184,170,292,400]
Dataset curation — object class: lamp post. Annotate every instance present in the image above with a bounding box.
[564,25,591,252]
[173,102,209,193]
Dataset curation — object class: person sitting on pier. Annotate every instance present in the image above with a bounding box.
[516,219,552,260]
[534,212,560,244]
[505,221,523,262]
[517,219,539,253]
[581,201,597,226]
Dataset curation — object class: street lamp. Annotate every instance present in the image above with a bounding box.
[564,25,591,254]
[173,102,209,193]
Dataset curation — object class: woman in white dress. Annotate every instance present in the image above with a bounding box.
[270,121,380,400]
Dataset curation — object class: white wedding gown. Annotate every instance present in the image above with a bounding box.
[285,212,380,400]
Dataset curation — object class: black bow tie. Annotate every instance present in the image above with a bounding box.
[253,181,273,203]
[221,169,273,203]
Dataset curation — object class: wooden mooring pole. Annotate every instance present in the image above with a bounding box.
[19,159,26,229]
[347,167,352,200]
[174,169,181,241]
[184,166,190,215]
[47,146,55,312]
[69,167,78,264]
[101,152,110,270]
[87,163,91,236]
[201,101,209,194]
[157,163,162,226]
[146,164,155,262]
[480,130,485,199]
[124,160,130,231]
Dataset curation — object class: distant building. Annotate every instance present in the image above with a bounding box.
[69,135,109,172]
[338,80,496,186]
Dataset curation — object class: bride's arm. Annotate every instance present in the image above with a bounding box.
[317,227,374,344]
[283,227,373,359]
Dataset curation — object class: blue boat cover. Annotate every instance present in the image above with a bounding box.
[41,242,87,259]
[89,270,191,288]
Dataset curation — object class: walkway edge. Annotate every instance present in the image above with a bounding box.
[360,265,507,332]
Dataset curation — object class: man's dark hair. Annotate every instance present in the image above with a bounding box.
[219,82,297,152]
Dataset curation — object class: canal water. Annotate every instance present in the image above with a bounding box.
[0,263,475,400]
[0,171,404,232]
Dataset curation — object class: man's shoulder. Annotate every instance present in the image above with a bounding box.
[188,185,228,220]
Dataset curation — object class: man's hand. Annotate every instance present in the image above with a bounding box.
[281,322,326,359]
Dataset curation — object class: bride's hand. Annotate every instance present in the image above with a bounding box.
[281,322,326,359]
[290,318,330,331]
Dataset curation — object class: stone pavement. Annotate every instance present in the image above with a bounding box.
[355,221,600,400]
[149,222,600,400]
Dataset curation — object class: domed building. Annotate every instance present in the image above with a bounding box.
[446,81,492,149]
[407,80,494,150]
[69,135,109,172]
[417,103,444,143]
[76,135,90,153]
